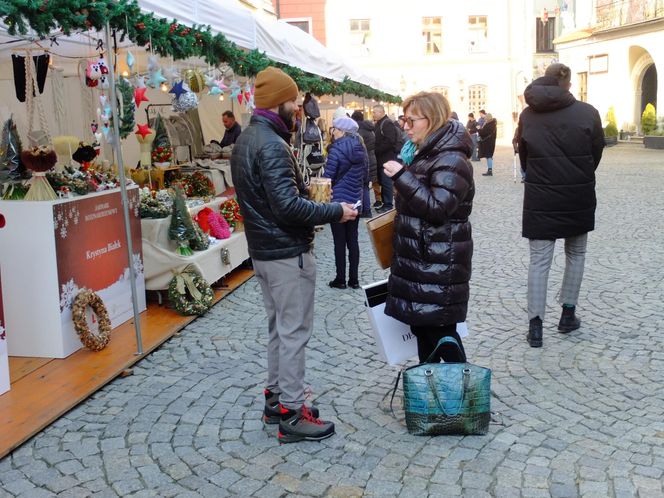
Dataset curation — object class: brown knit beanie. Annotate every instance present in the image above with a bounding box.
[254,67,299,109]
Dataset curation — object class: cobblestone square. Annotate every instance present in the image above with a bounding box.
[1,143,663,497]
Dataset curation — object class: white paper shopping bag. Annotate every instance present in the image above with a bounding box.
[362,280,468,366]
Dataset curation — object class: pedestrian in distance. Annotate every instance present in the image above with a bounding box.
[517,62,604,348]
[466,112,480,162]
[351,110,377,218]
[230,67,359,443]
[373,104,401,212]
[478,112,497,176]
[324,116,368,290]
[382,91,475,363]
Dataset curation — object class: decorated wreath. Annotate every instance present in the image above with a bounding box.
[168,266,214,315]
[220,197,243,229]
[72,289,112,351]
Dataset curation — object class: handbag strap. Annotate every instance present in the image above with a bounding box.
[424,336,467,363]
[388,369,402,418]
[425,366,471,416]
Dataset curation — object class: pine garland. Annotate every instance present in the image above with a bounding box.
[116,77,136,138]
[0,0,400,103]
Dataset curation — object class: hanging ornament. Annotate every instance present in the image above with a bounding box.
[90,120,98,134]
[207,86,222,96]
[147,55,159,73]
[172,91,198,113]
[135,123,153,140]
[216,79,228,91]
[183,69,205,93]
[99,75,109,90]
[205,75,217,89]
[99,95,107,108]
[126,51,135,72]
[85,60,101,87]
[134,75,146,89]
[134,87,149,107]
[237,93,243,105]
[169,80,187,99]
[148,69,167,89]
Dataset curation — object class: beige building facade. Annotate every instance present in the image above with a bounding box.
[555,0,663,133]
[324,0,566,143]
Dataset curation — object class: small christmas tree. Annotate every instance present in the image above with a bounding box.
[604,106,618,138]
[642,103,657,135]
[168,185,197,255]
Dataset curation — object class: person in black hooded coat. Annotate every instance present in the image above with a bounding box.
[383,91,474,363]
[517,62,604,348]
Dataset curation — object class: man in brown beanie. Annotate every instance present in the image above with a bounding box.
[231,66,358,443]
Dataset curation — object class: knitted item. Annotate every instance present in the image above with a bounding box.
[254,67,298,109]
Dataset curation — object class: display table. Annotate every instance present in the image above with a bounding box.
[141,197,248,290]
[0,187,146,358]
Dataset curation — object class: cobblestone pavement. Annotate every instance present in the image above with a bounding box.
[2,143,664,498]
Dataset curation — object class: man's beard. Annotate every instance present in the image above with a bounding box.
[278,104,295,131]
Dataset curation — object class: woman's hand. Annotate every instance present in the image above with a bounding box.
[383,160,403,178]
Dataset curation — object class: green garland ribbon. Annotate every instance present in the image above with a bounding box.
[1,0,400,103]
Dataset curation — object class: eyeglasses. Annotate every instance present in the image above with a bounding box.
[404,117,427,128]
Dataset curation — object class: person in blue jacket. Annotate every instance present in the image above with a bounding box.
[324,116,369,289]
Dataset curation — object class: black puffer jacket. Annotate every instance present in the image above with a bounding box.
[231,115,343,261]
[518,76,604,240]
[478,119,496,158]
[385,120,475,326]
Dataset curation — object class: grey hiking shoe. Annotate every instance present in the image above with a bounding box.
[277,405,335,443]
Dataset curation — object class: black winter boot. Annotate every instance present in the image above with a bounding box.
[482,169,493,176]
[527,317,543,348]
[558,305,581,333]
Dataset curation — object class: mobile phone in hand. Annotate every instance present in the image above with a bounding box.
[352,200,362,210]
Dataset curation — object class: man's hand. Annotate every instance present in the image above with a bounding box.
[339,203,359,222]
[383,160,403,178]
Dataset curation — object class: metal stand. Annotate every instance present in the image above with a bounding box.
[105,23,144,355]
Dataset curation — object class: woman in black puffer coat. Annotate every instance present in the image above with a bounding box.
[383,91,475,363]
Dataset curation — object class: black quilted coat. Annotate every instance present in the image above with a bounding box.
[231,115,343,261]
[385,120,475,326]
[518,76,604,240]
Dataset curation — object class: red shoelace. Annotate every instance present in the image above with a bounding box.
[301,405,323,425]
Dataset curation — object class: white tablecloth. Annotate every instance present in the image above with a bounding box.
[141,197,249,290]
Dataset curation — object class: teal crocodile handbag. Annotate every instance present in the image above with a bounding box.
[402,337,491,436]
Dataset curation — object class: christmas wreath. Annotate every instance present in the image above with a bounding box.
[72,289,112,351]
[168,266,214,315]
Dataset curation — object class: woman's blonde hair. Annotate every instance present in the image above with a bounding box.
[401,91,451,138]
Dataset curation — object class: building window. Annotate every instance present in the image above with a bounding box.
[350,18,371,55]
[468,84,487,115]
[468,15,488,53]
[536,17,556,53]
[578,72,587,102]
[422,17,442,55]
[285,19,311,34]
[430,86,450,99]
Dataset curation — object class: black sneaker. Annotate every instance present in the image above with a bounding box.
[482,170,493,176]
[278,405,335,443]
[263,389,319,424]
[328,280,347,289]
[373,201,383,210]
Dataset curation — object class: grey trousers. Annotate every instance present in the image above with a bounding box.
[253,252,316,409]
[528,233,588,320]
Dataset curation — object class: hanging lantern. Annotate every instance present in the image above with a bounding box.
[183,69,205,94]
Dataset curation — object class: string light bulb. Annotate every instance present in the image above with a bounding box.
[219,95,224,101]
[121,70,129,77]
[160,82,168,92]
